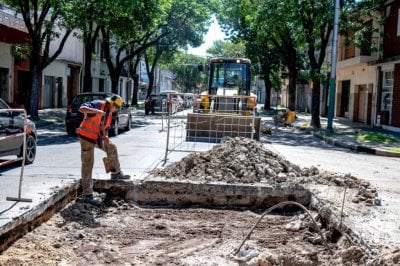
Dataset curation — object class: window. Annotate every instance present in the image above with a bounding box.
[344,32,356,59]
[381,71,393,111]
[99,79,104,92]
[397,9,400,36]
[360,20,372,56]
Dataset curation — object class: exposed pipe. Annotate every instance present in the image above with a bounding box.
[233,201,332,256]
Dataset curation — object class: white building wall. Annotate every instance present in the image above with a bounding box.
[49,29,83,65]
[42,60,67,107]
[45,28,83,106]
[0,42,13,101]
[336,64,376,121]
[0,43,13,68]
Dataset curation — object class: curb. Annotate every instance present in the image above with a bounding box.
[0,182,79,253]
[312,131,400,157]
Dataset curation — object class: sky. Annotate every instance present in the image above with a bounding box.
[187,16,226,57]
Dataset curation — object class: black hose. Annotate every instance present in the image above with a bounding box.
[233,200,332,255]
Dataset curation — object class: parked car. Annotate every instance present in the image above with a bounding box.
[65,92,132,136]
[182,93,194,109]
[0,98,37,164]
[144,94,167,115]
[144,91,183,115]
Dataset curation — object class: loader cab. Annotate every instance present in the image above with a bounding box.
[208,58,251,96]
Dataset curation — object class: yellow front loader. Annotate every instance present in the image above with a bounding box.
[186,57,261,143]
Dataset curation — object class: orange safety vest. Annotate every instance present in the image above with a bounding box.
[78,102,112,141]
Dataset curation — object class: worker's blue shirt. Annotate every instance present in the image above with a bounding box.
[81,100,104,110]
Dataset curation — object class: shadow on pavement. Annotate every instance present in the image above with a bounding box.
[0,161,23,173]
[260,127,353,153]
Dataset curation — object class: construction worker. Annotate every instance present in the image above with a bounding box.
[78,95,130,205]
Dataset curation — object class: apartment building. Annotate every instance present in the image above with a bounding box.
[336,0,400,132]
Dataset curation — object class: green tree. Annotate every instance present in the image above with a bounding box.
[254,0,304,112]
[289,0,333,128]
[166,52,206,93]
[99,0,161,94]
[3,0,73,118]
[216,0,300,111]
[142,0,211,96]
[67,0,104,93]
[206,40,245,57]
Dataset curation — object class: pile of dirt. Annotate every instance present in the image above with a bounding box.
[151,137,378,205]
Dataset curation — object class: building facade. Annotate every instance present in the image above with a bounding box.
[336,0,400,132]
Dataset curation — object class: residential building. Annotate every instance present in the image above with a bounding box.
[336,15,380,126]
[43,28,83,108]
[371,0,400,131]
[336,0,400,132]
[0,8,30,106]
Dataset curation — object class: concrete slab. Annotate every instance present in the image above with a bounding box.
[94,178,312,208]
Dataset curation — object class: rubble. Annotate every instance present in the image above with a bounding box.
[150,137,377,204]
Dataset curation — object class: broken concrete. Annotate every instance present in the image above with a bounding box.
[95,179,312,208]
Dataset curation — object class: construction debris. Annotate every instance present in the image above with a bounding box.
[0,136,398,265]
[150,137,376,204]
[273,110,297,126]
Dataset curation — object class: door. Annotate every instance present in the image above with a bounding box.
[56,77,63,107]
[340,80,350,117]
[43,76,54,108]
[358,85,367,123]
[17,71,30,107]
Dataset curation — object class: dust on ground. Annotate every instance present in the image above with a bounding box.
[0,138,399,265]
[0,199,398,266]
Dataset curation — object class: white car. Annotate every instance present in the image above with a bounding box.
[0,98,37,164]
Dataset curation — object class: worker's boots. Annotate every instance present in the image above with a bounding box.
[111,171,130,180]
[83,194,103,206]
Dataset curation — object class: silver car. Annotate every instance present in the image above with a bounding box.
[0,98,37,165]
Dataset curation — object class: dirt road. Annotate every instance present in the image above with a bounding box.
[0,200,364,265]
[0,197,399,266]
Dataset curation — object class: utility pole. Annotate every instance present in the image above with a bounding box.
[327,0,340,131]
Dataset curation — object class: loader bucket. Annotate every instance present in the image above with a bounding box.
[186,113,261,143]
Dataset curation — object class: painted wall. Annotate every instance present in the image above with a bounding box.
[49,29,83,65]
[42,60,67,107]
[336,64,376,122]
[0,42,13,101]
[384,0,400,57]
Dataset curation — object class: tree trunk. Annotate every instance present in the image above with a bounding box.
[288,71,297,111]
[147,72,154,97]
[83,42,93,92]
[131,74,139,106]
[129,58,140,106]
[111,75,119,94]
[29,65,40,119]
[29,40,42,119]
[263,77,271,110]
[311,78,321,128]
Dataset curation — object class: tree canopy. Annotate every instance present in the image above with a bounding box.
[2,0,385,118]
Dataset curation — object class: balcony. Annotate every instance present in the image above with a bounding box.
[337,43,378,69]
[337,55,379,69]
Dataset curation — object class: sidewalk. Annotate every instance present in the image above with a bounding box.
[279,112,400,158]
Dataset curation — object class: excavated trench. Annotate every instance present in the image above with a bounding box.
[1,137,396,265]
